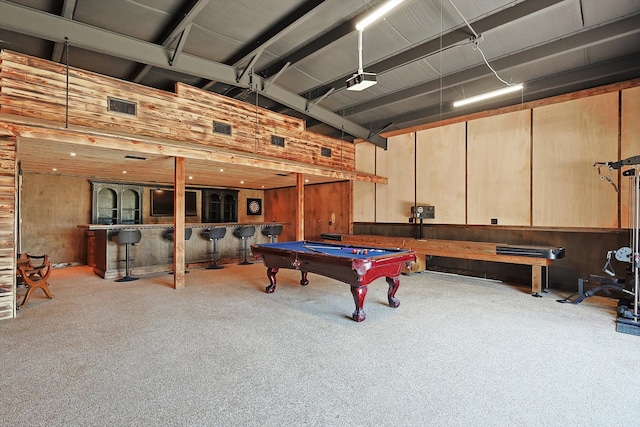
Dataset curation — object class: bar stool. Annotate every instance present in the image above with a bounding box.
[114,229,142,282]
[261,224,283,243]
[164,227,193,273]
[233,225,255,265]
[206,227,227,269]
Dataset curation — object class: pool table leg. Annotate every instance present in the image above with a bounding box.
[299,271,309,286]
[350,285,368,322]
[386,276,401,308]
[265,267,279,293]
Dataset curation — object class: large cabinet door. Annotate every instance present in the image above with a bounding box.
[203,189,238,223]
[91,182,143,224]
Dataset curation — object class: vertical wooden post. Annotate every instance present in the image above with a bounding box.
[296,173,304,241]
[348,181,354,235]
[174,157,186,289]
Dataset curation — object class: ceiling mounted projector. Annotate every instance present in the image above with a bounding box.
[346,72,377,91]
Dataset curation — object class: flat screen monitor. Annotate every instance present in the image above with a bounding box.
[151,189,197,216]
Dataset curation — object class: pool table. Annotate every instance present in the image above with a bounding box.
[251,241,416,322]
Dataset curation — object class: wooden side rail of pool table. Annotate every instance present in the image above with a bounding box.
[335,235,559,296]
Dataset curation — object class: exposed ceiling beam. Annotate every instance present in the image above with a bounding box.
[257,0,390,79]
[132,0,210,83]
[50,0,77,62]
[363,53,640,134]
[337,12,640,118]
[301,0,567,102]
[0,1,387,149]
[224,0,326,68]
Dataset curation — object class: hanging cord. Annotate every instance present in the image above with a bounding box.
[252,70,259,153]
[340,126,344,170]
[439,0,443,120]
[65,37,69,128]
[471,41,512,86]
[448,0,514,87]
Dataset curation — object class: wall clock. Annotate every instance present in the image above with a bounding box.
[247,198,262,215]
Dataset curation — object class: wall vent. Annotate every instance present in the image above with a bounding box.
[271,135,285,147]
[107,97,136,116]
[321,147,332,157]
[213,121,232,136]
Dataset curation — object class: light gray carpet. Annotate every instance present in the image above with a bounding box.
[1,263,639,427]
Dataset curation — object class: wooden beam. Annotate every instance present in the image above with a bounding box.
[296,173,304,241]
[0,119,388,184]
[173,157,186,289]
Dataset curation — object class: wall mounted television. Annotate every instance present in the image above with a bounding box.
[151,189,198,217]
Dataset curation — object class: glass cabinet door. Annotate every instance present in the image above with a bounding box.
[203,189,238,223]
[91,182,143,224]
[120,188,141,224]
[96,187,117,225]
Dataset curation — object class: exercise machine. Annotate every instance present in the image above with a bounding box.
[559,156,639,335]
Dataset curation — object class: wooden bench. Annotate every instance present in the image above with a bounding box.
[334,235,564,296]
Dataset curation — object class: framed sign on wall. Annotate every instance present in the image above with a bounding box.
[247,198,262,215]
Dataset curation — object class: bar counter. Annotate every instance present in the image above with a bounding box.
[78,223,283,279]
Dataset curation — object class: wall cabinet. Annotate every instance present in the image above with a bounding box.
[92,182,143,224]
[202,189,238,223]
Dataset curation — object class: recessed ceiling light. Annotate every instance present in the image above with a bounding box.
[240,180,244,184]
[70,152,76,156]
[122,171,127,174]
[220,168,224,172]
[52,168,57,171]
[188,176,193,180]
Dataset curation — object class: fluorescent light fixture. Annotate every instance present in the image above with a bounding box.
[346,72,377,91]
[355,0,405,31]
[453,83,524,107]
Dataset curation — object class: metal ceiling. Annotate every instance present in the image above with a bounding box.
[1,0,639,146]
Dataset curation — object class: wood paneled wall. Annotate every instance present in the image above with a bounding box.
[375,133,415,222]
[264,181,350,242]
[532,93,618,227]
[416,123,466,225]
[621,86,640,228]
[467,110,530,226]
[0,50,354,172]
[0,136,15,302]
[366,89,636,229]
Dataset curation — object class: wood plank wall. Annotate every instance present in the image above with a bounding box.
[621,86,640,228]
[0,136,15,318]
[0,50,354,172]
[416,123,466,225]
[532,93,618,227]
[375,133,415,222]
[264,181,351,242]
[356,88,638,228]
[468,110,530,226]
